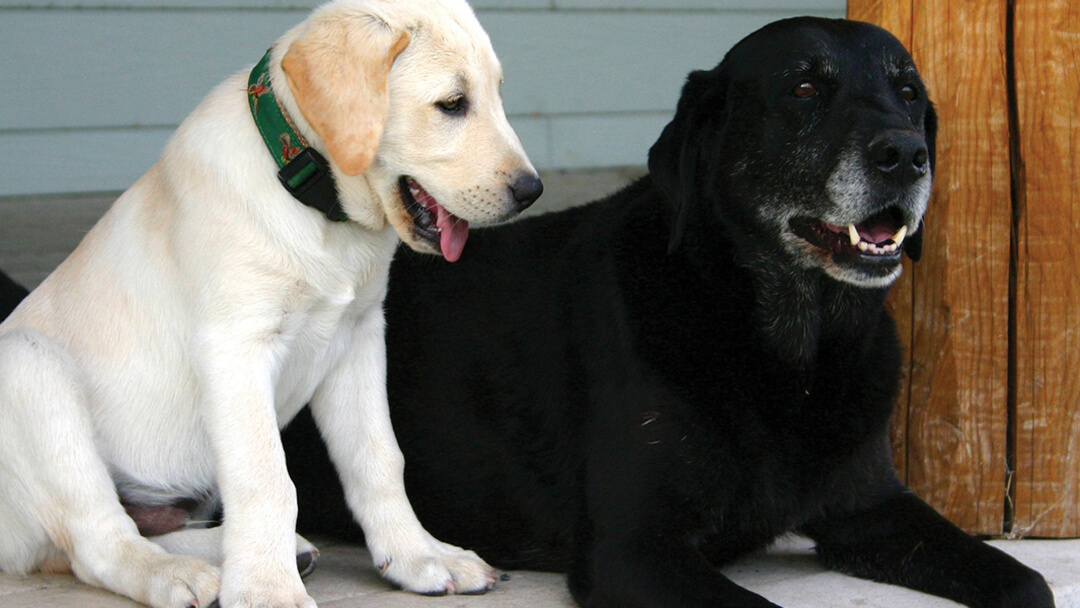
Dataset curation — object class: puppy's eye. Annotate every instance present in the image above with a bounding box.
[436,96,467,115]
[792,81,818,98]
[900,85,918,101]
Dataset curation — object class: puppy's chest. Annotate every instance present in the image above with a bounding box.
[273,281,382,414]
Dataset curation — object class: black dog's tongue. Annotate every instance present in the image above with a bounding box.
[854,216,903,245]
[858,206,906,245]
[823,209,907,250]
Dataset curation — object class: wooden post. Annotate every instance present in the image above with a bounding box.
[1012,0,1080,538]
[849,0,1012,535]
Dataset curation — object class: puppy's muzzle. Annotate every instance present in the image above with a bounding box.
[868,130,929,185]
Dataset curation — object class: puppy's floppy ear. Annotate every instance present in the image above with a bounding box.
[648,70,724,254]
[905,101,936,262]
[282,16,410,176]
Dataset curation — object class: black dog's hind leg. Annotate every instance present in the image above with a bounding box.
[801,490,1055,608]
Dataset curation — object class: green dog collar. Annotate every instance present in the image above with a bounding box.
[248,49,348,222]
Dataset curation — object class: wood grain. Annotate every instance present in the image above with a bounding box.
[1011,0,1080,538]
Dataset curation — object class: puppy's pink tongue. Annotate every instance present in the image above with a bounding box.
[435,205,469,262]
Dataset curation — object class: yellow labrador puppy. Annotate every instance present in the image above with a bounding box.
[0,1,541,607]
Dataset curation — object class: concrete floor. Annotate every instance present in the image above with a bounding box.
[1,535,1078,608]
[2,169,1079,607]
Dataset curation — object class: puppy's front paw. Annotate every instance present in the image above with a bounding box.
[143,553,221,608]
[374,535,495,595]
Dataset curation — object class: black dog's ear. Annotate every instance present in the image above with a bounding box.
[905,220,924,262]
[648,70,724,254]
[905,101,936,263]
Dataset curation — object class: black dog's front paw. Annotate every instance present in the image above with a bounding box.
[985,566,1055,608]
[803,492,1057,608]
[570,532,783,608]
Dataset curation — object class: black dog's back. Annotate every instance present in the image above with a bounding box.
[0,270,29,320]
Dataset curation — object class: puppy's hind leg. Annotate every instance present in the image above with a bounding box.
[309,307,495,595]
[151,527,321,579]
[0,329,221,608]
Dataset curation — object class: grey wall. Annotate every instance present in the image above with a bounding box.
[0,0,844,196]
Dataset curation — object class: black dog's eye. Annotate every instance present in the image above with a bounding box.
[792,81,818,98]
[436,96,467,116]
[900,85,918,101]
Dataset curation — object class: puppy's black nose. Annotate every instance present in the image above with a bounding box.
[869,131,929,184]
[510,174,544,211]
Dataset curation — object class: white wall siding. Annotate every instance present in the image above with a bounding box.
[0,1,844,195]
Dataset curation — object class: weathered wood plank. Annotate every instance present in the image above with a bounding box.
[905,0,1012,537]
[1011,0,1080,538]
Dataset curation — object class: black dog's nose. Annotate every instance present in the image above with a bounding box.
[510,174,544,211]
[869,130,929,184]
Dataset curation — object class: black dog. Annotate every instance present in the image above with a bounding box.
[285,17,1054,608]
[0,270,28,320]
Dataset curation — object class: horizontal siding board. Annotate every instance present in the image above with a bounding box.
[478,10,841,115]
[549,113,670,168]
[0,118,555,196]
[1,11,302,131]
[3,9,841,131]
[0,129,171,195]
[0,114,656,195]
[557,0,842,9]
[0,1,844,196]
[508,116,553,169]
[5,1,840,9]
[3,1,322,7]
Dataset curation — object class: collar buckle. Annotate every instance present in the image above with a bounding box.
[278,148,348,222]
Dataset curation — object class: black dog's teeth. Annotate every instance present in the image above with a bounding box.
[844,223,907,256]
[793,217,908,258]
